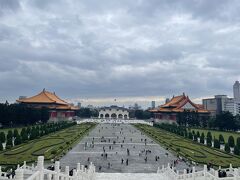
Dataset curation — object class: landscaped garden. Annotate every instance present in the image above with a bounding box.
[134,124,240,168]
[0,123,96,166]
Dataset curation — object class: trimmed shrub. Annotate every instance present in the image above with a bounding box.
[228,136,235,148]
[225,143,230,153]
[200,133,205,144]
[193,134,198,142]
[234,145,240,155]
[214,139,220,149]
[0,132,6,143]
[196,131,200,138]
[14,135,22,146]
[219,134,225,144]
[0,141,3,151]
[237,137,240,148]
[6,138,12,149]
[188,132,193,140]
[207,136,212,147]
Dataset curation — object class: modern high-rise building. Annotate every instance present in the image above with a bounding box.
[151,101,156,109]
[234,81,240,102]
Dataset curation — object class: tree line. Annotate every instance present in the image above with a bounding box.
[0,121,76,150]
[0,102,49,127]
[155,123,240,156]
[177,110,240,131]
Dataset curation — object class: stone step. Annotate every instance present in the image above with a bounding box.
[95,173,170,180]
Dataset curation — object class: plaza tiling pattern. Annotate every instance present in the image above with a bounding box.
[60,124,191,173]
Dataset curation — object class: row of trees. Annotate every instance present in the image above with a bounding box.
[176,111,240,131]
[155,123,240,156]
[0,102,49,127]
[0,122,76,150]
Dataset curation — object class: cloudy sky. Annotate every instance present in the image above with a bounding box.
[0,0,240,108]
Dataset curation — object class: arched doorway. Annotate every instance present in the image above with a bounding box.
[124,114,128,119]
[111,113,117,119]
[100,114,104,118]
[118,114,123,119]
[105,114,110,118]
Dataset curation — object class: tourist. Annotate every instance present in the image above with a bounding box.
[126,159,129,166]
[145,157,147,163]
[121,158,124,164]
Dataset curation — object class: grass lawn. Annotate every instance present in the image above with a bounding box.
[189,128,240,143]
[134,124,240,168]
[0,123,96,166]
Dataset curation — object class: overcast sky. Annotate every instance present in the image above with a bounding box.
[0,0,240,108]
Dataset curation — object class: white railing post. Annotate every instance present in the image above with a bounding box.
[192,167,195,179]
[234,168,238,180]
[214,170,218,180]
[230,164,233,174]
[183,169,186,180]
[203,165,207,179]
[23,161,26,169]
[54,161,60,180]
[37,156,44,180]
[15,169,24,180]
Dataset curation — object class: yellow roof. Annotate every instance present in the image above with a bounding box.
[17,89,68,105]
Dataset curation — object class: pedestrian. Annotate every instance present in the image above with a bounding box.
[121,158,124,164]
[126,159,128,166]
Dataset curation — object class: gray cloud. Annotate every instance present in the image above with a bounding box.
[0,0,239,107]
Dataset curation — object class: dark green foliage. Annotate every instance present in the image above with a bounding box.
[196,131,200,138]
[6,138,12,148]
[13,129,18,137]
[76,108,99,118]
[200,133,205,144]
[0,141,3,151]
[228,136,235,148]
[7,130,13,140]
[225,143,230,153]
[21,128,28,142]
[214,139,220,149]
[237,137,240,148]
[219,134,225,144]
[206,132,212,147]
[0,103,49,126]
[0,132,6,142]
[14,135,22,145]
[234,145,240,155]
[193,134,198,141]
[188,132,193,140]
[215,112,236,131]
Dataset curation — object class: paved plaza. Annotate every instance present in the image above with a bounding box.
[60,124,191,173]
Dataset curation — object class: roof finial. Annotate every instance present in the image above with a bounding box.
[43,88,45,92]
[183,92,185,96]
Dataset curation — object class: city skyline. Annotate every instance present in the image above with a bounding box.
[0,0,240,106]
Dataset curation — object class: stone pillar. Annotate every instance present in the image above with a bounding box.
[203,165,207,177]
[54,161,60,180]
[234,168,238,180]
[183,169,187,180]
[23,161,26,169]
[214,170,218,180]
[15,169,24,180]
[37,156,44,180]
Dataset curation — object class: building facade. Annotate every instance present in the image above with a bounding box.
[17,89,78,121]
[150,93,209,124]
[98,105,129,119]
[234,81,240,102]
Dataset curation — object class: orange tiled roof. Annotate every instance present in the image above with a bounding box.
[17,89,68,105]
[150,93,209,113]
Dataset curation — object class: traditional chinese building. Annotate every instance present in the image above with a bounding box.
[17,89,79,121]
[149,93,209,124]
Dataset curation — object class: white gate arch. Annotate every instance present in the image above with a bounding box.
[98,106,129,119]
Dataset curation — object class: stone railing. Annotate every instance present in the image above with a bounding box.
[157,163,240,180]
[2,156,240,180]
[11,156,96,180]
[77,118,153,126]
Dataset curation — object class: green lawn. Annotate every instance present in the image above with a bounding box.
[189,128,240,142]
[134,124,240,168]
[0,123,96,166]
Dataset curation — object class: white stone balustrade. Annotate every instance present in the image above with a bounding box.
[2,156,240,180]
